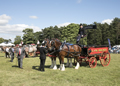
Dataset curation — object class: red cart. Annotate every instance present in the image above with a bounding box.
[74,45,111,68]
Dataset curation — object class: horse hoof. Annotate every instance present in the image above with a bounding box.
[53,67,57,70]
[61,69,65,71]
[53,68,57,70]
[75,68,79,69]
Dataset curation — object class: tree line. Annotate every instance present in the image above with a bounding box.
[0,17,120,46]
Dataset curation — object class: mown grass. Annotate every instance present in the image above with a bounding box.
[0,52,120,86]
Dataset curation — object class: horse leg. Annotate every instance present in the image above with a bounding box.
[69,58,73,68]
[50,57,54,68]
[75,56,80,69]
[66,58,69,67]
[61,56,65,71]
[58,56,62,70]
[53,57,57,70]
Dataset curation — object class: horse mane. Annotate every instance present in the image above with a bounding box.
[53,39,62,49]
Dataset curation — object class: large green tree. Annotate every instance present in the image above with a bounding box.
[34,31,43,43]
[60,23,86,44]
[14,36,22,45]
[0,38,4,43]
[22,28,34,44]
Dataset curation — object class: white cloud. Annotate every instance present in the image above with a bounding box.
[29,16,38,19]
[0,14,11,25]
[77,0,82,3]
[0,14,11,20]
[0,14,41,42]
[57,22,71,28]
[101,19,113,25]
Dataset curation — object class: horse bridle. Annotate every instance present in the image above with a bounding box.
[44,40,51,48]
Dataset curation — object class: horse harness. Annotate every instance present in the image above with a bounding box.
[50,39,81,57]
[61,43,81,57]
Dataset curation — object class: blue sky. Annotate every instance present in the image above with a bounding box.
[0,0,120,42]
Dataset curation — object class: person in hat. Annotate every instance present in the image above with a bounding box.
[17,44,25,69]
[76,24,85,44]
[39,43,47,72]
[9,45,14,62]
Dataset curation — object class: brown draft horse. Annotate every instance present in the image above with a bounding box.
[49,39,82,71]
[43,38,73,70]
[43,38,59,70]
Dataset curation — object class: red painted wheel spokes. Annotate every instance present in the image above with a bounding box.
[100,52,111,67]
[89,57,97,68]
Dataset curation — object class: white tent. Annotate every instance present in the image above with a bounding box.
[0,43,6,46]
[0,43,15,46]
[6,43,15,46]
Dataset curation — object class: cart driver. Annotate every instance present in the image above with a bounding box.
[76,24,84,44]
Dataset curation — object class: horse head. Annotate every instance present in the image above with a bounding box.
[42,38,51,50]
[49,38,61,51]
[42,38,49,47]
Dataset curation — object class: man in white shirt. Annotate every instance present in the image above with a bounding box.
[5,47,10,58]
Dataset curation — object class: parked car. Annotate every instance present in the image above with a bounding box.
[109,46,120,54]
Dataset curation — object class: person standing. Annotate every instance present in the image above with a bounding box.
[76,24,85,44]
[9,45,14,62]
[5,47,10,58]
[17,44,25,69]
[39,43,47,72]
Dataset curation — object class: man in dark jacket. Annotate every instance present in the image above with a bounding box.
[9,45,14,62]
[39,43,47,72]
[76,24,85,44]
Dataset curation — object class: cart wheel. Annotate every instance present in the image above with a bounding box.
[100,51,111,67]
[74,57,82,66]
[89,57,97,68]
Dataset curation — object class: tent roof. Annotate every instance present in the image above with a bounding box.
[0,43,15,46]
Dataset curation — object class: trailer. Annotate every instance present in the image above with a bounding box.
[74,45,111,68]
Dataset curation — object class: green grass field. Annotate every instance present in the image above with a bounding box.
[0,52,120,86]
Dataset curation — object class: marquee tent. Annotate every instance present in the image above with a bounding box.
[0,43,15,46]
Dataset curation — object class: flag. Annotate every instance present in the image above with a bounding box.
[108,38,111,49]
